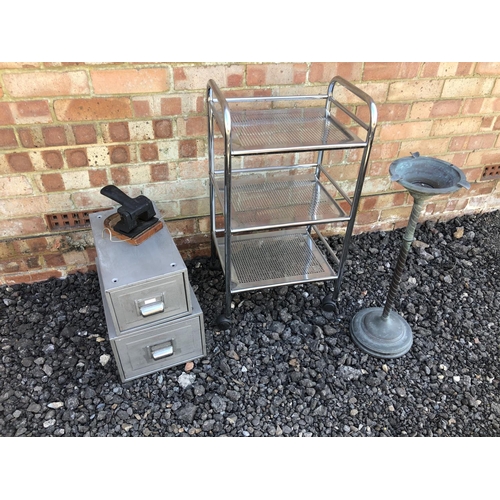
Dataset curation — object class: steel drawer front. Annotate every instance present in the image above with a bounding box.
[113,314,205,381]
[107,273,190,332]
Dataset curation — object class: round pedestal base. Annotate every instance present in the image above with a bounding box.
[350,307,413,359]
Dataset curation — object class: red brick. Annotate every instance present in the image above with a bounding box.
[174,234,211,260]
[3,70,89,97]
[227,73,244,87]
[457,63,474,76]
[463,98,484,115]
[42,126,67,146]
[7,152,33,172]
[380,121,432,141]
[481,117,494,129]
[91,68,169,94]
[463,167,484,183]
[41,172,65,191]
[363,62,419,80]
[19,128,35,147]
[421,63,439,77]
[66,148,88,168]
[360,192,407,211]
[185,116,206,136]
[0,128,17,148]
[15,100,51,121]
[467,134,497,150]
[355,210,380,225]
[88,168,108,187]
[133,99,151,117]
[422,63,473,78]
[0,216,47,238]
[150,164,170,182]
[111,166,130,185]
[161,97,182,115]
[196,96,205,114]
[173,67,187,85]
[13,236,48,255]
[42,150,64,169]
[140,143,158,161]
[55,97,133,121]
[178,139,197,158]
[72,124,97,144]
[3,269,63,285]
[44,253,65,267]
[247,66,266,85]
[430,100,462,117]
[247,63,307,86]
[109,122,130,142]
[154,119,173,138]
[376,103,409,122]
[475,62,500,75]
[309,63,362,83]
[0,103,15,125]
[109,145,129,164]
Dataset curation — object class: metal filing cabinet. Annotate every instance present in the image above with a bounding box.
[90,206,206,383]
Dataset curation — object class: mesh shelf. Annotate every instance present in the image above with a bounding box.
[214,172,348,231]
[216,229,337,292]
[217,107,366,155]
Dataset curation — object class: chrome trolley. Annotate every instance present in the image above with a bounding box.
[207,76,377,327]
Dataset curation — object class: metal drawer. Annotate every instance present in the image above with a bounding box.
[108,290,206,382]
[106,273,190,333]
[90,207,192,334]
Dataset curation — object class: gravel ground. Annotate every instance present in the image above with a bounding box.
[1,209,499,438]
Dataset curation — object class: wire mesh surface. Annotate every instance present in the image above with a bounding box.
[214,175,345,230]
[217,230,337,291]
[229,107,364,153]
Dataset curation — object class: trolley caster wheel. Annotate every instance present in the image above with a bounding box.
[322,294,338,314]
[216,314,232,329]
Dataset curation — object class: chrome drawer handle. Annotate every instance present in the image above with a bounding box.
[151,342,174,360]
[140,301,165,317]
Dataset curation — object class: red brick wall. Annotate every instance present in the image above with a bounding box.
[1,62,500,284]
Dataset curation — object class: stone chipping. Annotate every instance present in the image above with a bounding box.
[1,210,499,437]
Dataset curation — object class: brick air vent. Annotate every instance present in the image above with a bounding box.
[46,210,103,231]
[482,165,500,180]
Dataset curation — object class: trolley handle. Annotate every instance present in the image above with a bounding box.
[207,79,232,139]
[327,75,378,133]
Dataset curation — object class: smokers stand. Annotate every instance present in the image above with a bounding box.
[350,152,470,359]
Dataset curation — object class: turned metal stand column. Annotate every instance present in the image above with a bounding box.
[350,194,427,358]
[350,152,470,359]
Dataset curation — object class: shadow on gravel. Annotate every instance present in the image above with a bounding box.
[1,210,499,437]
